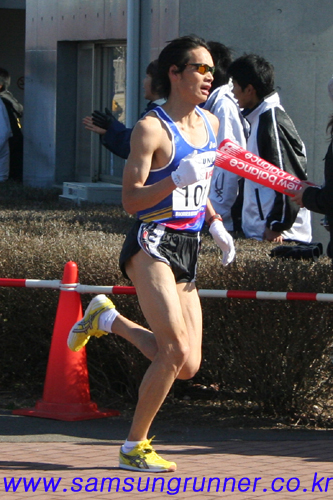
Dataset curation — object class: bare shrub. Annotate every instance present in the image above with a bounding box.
[1,181,333,425]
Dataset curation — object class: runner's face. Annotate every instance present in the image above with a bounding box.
[180,47,214,104]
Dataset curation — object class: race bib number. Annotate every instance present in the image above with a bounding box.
[172,167,213,218]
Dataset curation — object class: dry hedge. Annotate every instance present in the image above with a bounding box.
[1,181,333,425]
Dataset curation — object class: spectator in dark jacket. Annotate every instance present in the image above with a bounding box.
[83,60,165,159]
[0,98,11,181]
[0,68,24,181]
[288,77,333,260]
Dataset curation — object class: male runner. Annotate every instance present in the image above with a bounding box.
[68,35,235,472]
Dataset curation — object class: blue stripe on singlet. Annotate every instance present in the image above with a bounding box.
[136,106,217,232]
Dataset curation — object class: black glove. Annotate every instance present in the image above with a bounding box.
[92,108,114,130]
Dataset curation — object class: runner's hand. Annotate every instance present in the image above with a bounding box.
[209,219,235,266]
[171,150,215,189]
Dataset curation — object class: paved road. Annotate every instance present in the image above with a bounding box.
[1,409,333,499]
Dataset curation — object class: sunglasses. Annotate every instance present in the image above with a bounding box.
[185,63,215,75]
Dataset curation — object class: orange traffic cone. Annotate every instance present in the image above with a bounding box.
[13,261,120,421]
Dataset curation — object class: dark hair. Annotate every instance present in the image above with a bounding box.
[207,41,232,91]
[228,53,275,100]
[0,67,10,91]
[146,59,159,95]
[156,35,210,98]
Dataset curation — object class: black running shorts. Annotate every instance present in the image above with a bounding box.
[119,220,201,283]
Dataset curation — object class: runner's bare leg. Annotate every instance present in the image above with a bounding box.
[116,249,202,441]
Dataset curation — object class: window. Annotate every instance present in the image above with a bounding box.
[75,42,126,184]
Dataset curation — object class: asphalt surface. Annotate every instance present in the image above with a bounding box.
[2,407,333,443]
[1,408,333,499]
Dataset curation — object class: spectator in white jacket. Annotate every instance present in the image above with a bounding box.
[228,53,311,243]
[204,41,249,232]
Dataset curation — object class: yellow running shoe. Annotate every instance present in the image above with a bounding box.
[119,437,177,473]
[67,294,115,352]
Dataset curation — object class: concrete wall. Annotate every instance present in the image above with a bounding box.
[179,0,333,242]
[22,0,333,242]
[23,0,179,188]
[24,0,128,188]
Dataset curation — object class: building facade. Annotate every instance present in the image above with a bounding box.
[1,0,333,240]
[22,0,179,199]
